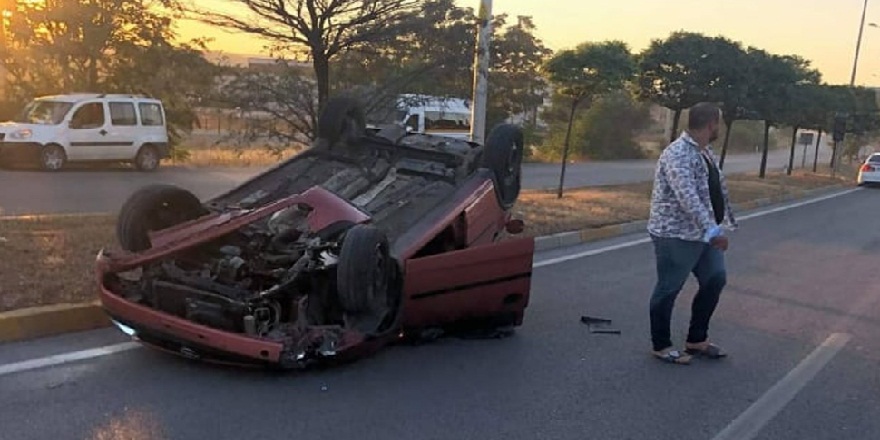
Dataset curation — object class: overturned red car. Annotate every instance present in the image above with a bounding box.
[95,96,535,369]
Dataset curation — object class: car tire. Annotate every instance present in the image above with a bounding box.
[134,144,161,172]
[116,184,207,252]
[336,224,393,315]
[317,96,366,147]
[481,123,524,210]
[40,144,67,171]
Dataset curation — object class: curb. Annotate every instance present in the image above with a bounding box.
[0,301,110,344]
[0,183,855,345]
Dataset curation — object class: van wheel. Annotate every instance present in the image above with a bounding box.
[317,97,366,148]
[116,184,206,252]
[41,144,67,171]
[481,124,524,210]
[134,145,160,171]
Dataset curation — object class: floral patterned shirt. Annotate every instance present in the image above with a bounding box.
[647,131,738,242]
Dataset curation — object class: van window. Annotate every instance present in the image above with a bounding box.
[139,103,164,126]
[424,111,470,131]
[70,103,105,129]
[109,102,138,126]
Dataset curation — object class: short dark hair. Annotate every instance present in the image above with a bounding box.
[688,102,721,130]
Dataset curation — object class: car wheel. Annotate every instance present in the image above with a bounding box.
[481,123,524,210]
[116,184,207,252]
[336,224,393,315]
[134,145,160,172]
[40,144,67,171]
[317,96,366,148]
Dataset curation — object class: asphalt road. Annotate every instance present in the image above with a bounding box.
[0,147,830,216]
[1,186,878,440]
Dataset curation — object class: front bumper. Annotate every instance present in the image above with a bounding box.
[0,142,43,164]
[98,281,287,366]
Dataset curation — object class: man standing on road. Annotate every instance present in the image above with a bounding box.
[646,102,737,365]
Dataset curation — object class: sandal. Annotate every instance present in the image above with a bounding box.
[652,348,692,365]
[685,342,727,359]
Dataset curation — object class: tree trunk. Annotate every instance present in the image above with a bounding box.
[557,98,579,199]
[787,125,799,176]
[813,131,822,172]
[313,53,331,112]
[669,108,682,143]
[719,118,736,170]
[759,120,771,178]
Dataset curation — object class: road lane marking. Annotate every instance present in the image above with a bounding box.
[0,342,140,377]
[711,333,853,440]
[533,188,861,268]
[0,188,861,377]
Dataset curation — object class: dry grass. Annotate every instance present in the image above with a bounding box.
[163,147,301,168]
[514,165,857,238]
[0,214,116,312]
[0,165,857,312]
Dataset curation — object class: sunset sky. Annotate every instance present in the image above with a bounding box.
[178,0,880,87]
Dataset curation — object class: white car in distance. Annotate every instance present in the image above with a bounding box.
[857,152,880,187]
[0,93,170,171]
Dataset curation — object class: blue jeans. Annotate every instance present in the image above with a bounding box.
[649,235,727,352]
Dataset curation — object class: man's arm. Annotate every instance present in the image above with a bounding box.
[662,153,722,242]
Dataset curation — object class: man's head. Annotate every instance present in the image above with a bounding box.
[687,102,723,146]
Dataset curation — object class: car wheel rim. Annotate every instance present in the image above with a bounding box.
[140,150,158,169]
[44,149,63,169]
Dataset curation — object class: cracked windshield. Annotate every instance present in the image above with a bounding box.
[2,0,880,439]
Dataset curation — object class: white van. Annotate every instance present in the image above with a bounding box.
[394,94,473,141]
[0,93,170,171]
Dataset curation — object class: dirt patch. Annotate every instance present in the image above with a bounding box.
[0,166,856,312]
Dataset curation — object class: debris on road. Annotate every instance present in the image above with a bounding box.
[580,315,621,335]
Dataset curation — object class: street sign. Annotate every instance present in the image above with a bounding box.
[798,132,814,146]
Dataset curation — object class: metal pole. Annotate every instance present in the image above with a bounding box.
[469,0,492,144]
[851,0,869,86]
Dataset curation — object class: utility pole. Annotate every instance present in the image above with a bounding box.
[834,0,869,176]
[851,0,869,86]
[469,0,492,145]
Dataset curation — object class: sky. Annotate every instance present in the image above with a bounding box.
[177,0,880,87]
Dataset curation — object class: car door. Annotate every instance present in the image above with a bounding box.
[400,236,535,329]
[104,101,140,160]
[66,101,111,160]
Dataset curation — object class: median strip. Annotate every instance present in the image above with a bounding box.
[0,166,857,343]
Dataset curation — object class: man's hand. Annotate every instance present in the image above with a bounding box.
[710,236,729,251]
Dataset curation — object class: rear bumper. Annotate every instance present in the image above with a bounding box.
[0,142,42,164]
[858,171,880,184]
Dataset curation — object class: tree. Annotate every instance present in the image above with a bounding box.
[744,48,821,177]
[540,90,649,161]
[187,0,422,111]
[543,40,635,198]
[778,84,832,175]
[486,15,553,130]
[637,32,747,143]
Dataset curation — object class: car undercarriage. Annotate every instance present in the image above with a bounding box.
[97,96,534,369]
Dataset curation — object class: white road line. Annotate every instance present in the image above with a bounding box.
[533,188,861,268]
[711,333,853,440]
[0,188,862,377]
[0,342,140,377]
